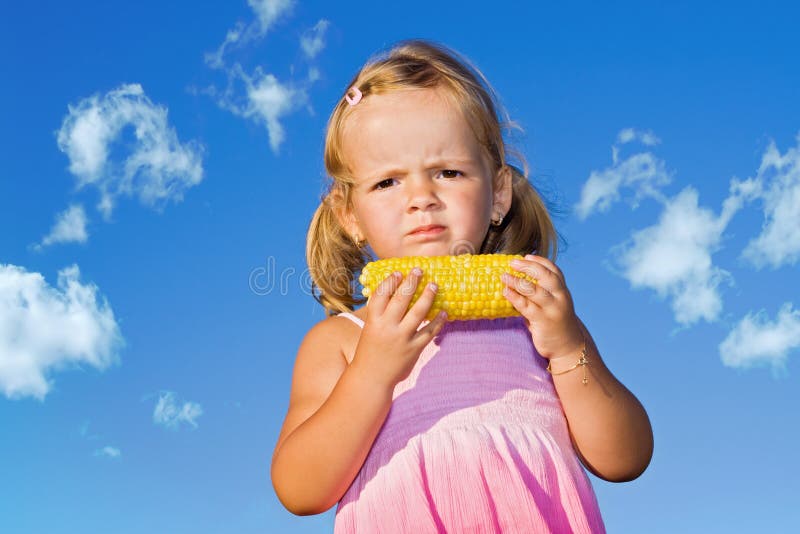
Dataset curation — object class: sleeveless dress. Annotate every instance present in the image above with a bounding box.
[333,313,605,534]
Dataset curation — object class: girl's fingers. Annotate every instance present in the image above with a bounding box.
[503,260,561,295]
[516,255,568,292]
[402,278,439,328]
[503,283,541,315]
[524,254,565,282]
[367,271,403,315]
[416,308,448,343]
[384,267,423,320]
[509,259,549,288]
[501,272,542,298]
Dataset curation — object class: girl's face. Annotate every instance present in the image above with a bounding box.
[339,87,511,259]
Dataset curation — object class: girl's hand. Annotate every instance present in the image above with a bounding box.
[500,254,584,361]
[352,268,448,389]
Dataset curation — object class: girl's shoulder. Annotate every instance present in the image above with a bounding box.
[334,308,366,365]
[304,308,365,366]
[274,312,363,458]
[340,307,368,326]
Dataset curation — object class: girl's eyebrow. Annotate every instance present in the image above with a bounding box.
[370,157,479,178]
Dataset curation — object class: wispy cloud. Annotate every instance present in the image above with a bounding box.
[608,182,756,325]
[56,84,204,220]
[94,446,121,459]
[740,133,800,270]
[574,128,672,220]
[153,391,203,430]
[205,0,296,69]
[616,127,661,147]
[580,129,764,326]
[300,19,330,59]
[213,65,304,153]
[719,303,800,371]
[77,420,102,441]
[202,2,327,153]
[32,204,89,251]
[78,421,120,459]
[205,24,247,70]
[0,264,124,400]
[580,129,800,371]
[249,0,295,33]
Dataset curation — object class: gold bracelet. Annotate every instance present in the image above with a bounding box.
[545,339,589,385]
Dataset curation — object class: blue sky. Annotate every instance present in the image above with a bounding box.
[2,1,798,532]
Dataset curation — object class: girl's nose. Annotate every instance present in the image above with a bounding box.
[406,177,441,212]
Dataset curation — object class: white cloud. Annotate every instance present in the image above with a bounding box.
[616,127,661,147]
[249,0,295,33]
[94,446,121,458]
[203,1,322,151]
[579,129,768,327]
[0,264,123,400]
[215,65,303,153]
[719,303,800,370]
[243,71,299,152]
[56,84,204,220]
[300,19,330,59]
[575,129,673,220]
[153,391,203,430]
[33,204,89,250]
[205,23,246,70]
[78,420,101,440]
[205,0,295,69]
[740,133,800,269]
[609,176,758,326]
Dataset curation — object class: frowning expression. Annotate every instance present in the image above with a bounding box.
[340,88,509,259]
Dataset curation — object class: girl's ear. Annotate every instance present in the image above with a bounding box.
[492,165,513,217]
[330,188,363,243]
[341,212,364,244]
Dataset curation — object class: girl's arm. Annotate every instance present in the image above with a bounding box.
[270,317,395,515]
[551,318,654,483]
[272,270,446,515]
[501,255,653,482]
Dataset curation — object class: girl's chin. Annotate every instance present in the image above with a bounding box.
[400,243,471,257]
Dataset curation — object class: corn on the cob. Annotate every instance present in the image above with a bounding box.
[358,254,537,321]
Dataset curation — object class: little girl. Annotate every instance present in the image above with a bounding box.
[271,40,653,533]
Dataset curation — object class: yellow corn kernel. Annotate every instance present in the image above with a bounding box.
[358,254,538,321]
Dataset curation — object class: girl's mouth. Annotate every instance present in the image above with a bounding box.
[408,225,446,238]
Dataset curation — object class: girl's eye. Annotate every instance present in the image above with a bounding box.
[373,178,396,190]
[440,169,463,179]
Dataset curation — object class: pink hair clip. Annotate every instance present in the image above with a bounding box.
[345,86,363,106]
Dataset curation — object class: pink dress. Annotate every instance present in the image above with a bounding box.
[334,313,605,533]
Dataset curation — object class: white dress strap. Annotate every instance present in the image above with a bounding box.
[337,312,365,328]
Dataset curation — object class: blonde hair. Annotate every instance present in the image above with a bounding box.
[307,39,563,315]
